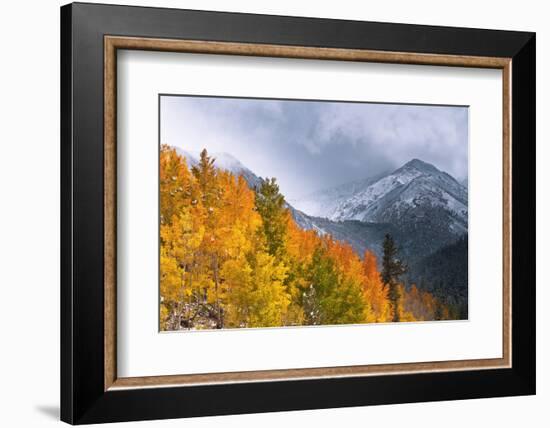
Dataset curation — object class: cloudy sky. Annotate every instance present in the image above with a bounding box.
[160,95,468,200]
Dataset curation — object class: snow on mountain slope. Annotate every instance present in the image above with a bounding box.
[174,148,263,189]
[169,147,467,262]
[289,172,387,219]
[173,147,316,230]
[330,159,468,234]
[290,158,467,237]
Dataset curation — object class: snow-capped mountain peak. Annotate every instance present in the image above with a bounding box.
[329,159,467,235]
[399,158,440,174]
[168,148,468,262]
[288,171,388,219]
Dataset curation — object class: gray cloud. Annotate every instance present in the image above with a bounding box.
[161,95,468,200]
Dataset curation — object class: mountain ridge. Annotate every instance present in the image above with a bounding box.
[330,158,467,226]
[291,158,467,234]
[174,148,264,190]
[170,145,467,262]
[168,146,468,312]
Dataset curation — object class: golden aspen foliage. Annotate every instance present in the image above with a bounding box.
[160,144,195,225]
[362,251,392,322]
[159,146,453,330]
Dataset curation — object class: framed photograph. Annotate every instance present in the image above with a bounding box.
[60,2,535,424]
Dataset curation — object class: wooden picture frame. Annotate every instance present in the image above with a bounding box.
[61,2,535,424]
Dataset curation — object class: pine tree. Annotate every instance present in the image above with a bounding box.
[381,233,407,322]
[159,145,451,330]
[254,178,289,257]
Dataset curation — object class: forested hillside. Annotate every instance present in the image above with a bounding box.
[407,236,468,318]
[160,146,457,330]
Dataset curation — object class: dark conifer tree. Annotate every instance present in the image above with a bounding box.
[254,178,288,257]
[381,233,408,322]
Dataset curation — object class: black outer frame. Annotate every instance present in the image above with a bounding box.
[60,2,535,424]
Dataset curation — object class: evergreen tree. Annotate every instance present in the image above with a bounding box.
[254,178,288,257]
[381,233,407,322]
[159,146,453,330]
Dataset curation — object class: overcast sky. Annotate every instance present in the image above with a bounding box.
[160,95,468,200]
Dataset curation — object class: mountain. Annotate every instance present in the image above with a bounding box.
[327,159,468,260]
[406,235,468,318]
[331,158,467,231]
[290,158,468,261]
[288,172,387,219]
[172,148,468,309]
[175,148,264,190]
[294,159,467,229]
[299,217,402,260]
[173,147,467,266]
[175,148,316,230]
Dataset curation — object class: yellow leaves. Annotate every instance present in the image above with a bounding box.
[221,252,290,328]
[245,252,290,327]
[159,245,182,302]
[160,304,170,331]
[286,220,322,264]
[221,223,252,258]
[360,251,392,322]
[363,275,391,323]
[161,210,204,259]
[399,283,450,322]
[363,250,378,281]
[160,145,195,224]
[159,146,451,330]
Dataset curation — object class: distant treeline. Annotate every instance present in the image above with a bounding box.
[407,235,468,319]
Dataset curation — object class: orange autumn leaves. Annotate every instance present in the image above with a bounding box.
[160,146,451,330]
